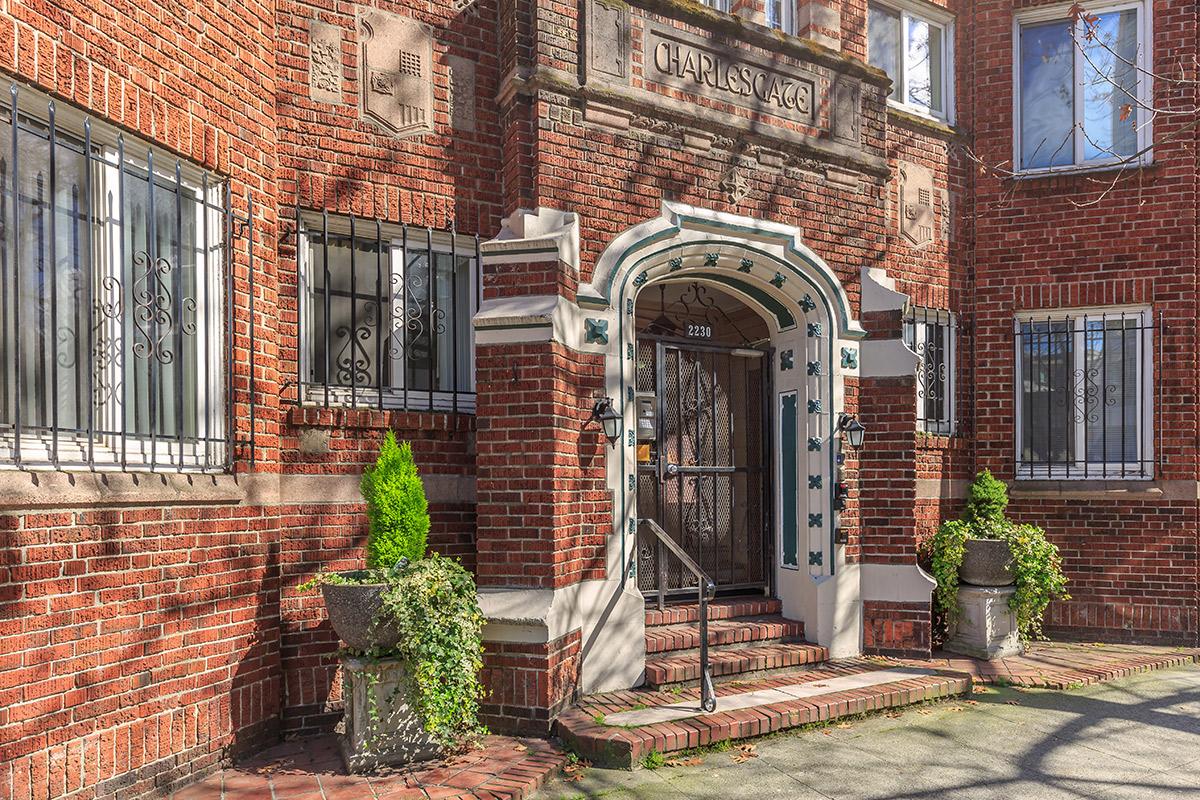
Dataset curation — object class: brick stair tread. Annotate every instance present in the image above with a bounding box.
[644,642,829,687]
[644,615,804,654]
[557,660,972,768]
[645,597,782,627]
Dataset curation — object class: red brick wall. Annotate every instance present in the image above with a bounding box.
[966,0,1200,646]
[480,631,582,736]
[474,341,609,589]
[863,600,933,658]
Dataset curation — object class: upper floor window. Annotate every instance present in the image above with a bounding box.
[1015,2,1148,172]
[767,0,792,34]
[904,307,955,435]
[1014,308,1156,479]
[298,215,479,413]
[0,84,230,471]
[868,1,952,120]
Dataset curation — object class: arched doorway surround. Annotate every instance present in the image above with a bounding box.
[577,201,867,656]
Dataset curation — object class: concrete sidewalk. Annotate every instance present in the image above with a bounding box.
[536,663,1200,800]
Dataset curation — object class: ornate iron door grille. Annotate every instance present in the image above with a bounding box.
[636,337,771,600]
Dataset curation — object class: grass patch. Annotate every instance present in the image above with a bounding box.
[640,750,666,770]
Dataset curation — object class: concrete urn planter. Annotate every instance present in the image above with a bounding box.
[958,538,1014,587]
[320,573,402,651]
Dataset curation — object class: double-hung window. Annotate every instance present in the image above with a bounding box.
[903,307,955,434]
[868,1,953,120]
[0,84,229,471]
[1015,2,1149,172]
[299,216,479,413]
[1014,308,1154,479]
[767,0,793,34]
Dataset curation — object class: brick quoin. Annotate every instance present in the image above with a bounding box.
[0,0,1197,798]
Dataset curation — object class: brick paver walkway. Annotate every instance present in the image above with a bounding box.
[171,735,564,800]
[923,641,1200,689]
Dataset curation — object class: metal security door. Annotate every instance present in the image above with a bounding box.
[636,338,771,600]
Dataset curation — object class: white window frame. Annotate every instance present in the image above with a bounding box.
[1012,0,1152,175]
[904,307,956,435]
[298,215,479,413]
[0,87,227,471]
[767,0,794,35]
[1012,305,1154,480]
[869,0,956,123]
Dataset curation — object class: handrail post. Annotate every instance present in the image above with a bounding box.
[698,575,716,713]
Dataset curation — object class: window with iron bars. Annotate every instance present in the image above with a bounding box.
[0,84,237,471]
[903,306,955,435]
[1013,307,1158,479]
[297,212,480,413]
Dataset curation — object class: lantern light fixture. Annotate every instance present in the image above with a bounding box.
[837,413,866,448]
[589,397,622,448]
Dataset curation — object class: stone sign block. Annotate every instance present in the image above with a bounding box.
[309,20,343,104]
[643,24,818,126]
[830,75,861,144]
[448,55,477,132]
[358,9,434,138]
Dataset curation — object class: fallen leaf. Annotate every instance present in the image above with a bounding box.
[965,700,979,706]
[732,744,759,763]
[513,744,528,752]
[836,722,853,729]
[972,686,990,694]
[1006,700,1021,706]
[665,757,703,767]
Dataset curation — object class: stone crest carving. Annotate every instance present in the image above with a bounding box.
[830,76,861,145]
[719,166,749,205]
[898,162,935,248]
[447,55,477,132]
[358,10,434,138]
[309,20,343,104]
[584,0,630,84]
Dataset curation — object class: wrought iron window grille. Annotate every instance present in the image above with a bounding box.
[903,306,956,435]
[295,209,481,414]
[1012,308,1161,480]
[0,84,254,472]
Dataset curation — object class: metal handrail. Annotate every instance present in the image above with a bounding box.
[639,518,718,713]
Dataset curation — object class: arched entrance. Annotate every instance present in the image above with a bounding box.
[632,281,773,600]
[577,201,869,657]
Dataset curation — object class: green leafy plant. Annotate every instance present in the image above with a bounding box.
[926,470,1068,639]
[361,431,430,569]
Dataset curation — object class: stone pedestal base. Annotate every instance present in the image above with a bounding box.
[945,585,1023,660]
[339,656,440,773]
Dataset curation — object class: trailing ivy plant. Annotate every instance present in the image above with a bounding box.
[375,554,486,749]
[926,470,1069,639]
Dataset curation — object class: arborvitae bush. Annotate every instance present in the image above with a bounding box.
[360,432,430,569]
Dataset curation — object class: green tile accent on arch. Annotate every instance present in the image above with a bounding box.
[781,392,798,569]
[684,271,796,329]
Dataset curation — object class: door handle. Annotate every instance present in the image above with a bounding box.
[665,463,680,477]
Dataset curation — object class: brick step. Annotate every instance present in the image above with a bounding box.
[644,642,829,688]
[644,615,805,655]
[557,661,972,768]
[645,597,782,627]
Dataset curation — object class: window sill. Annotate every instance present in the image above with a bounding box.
[289,405,476,432]
[886,105,957,138]
[1010,159,1157,181]
[1007,478,1167,500]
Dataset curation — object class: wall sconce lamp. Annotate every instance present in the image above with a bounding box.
[836,413,866,448]
[589,397,623,448]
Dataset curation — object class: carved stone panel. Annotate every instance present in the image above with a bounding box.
[358,9,434,138]
[898,161,935,248]
[643,25,818,126]
[447,55,477,132]
[584,0,631,84]
[309,20,343,104]
[830,76,861,145]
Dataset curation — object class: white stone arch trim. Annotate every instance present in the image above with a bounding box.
[588,205,865,601]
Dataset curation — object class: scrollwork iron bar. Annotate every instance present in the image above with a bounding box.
[84,120,95,468]
[174,158,185,470]
[225,181,235,468]
[427,225,435,413]
[203,173,212,468]
[247,190,256,467]
[451,219,458,417]
[48,102,59,466]
[322,208,331,406]
[376,218,384,412]
[10,85,21,468]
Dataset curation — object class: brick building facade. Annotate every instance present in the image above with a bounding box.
[0,0,1196,797]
